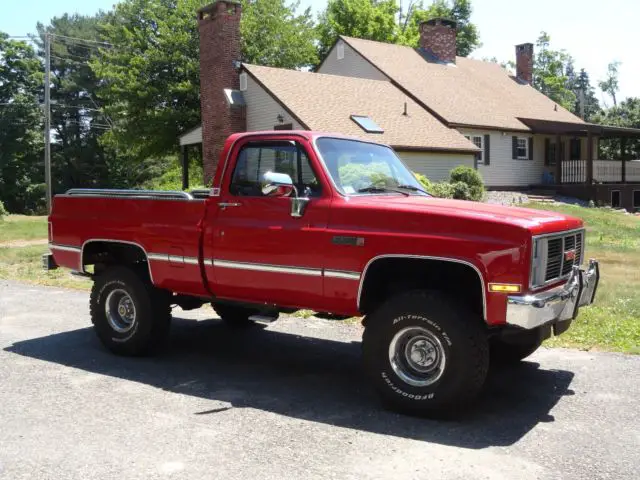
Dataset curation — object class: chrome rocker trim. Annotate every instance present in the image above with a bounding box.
[507,259,599,330]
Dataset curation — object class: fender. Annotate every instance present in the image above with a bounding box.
[81,239,154,283]
[357,254,487,321]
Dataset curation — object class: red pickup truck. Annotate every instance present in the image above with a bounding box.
[46,131,599,415]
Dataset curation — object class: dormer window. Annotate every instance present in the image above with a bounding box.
[351,115,384,134]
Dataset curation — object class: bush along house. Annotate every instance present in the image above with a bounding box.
[179,1,640,210]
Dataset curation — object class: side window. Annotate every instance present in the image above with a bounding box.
[229,142,321,197]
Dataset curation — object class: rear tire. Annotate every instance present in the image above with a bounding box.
[362,290,489,417]
[491,328,544,364]
[212,303,278,327]
[90,265,171,356]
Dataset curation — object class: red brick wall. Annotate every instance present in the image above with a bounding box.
[198,1,246,184]
[419,19,457,64]
[516,43,534,85]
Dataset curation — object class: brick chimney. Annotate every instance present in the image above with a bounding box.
[419,18,457,64]
[198,1,245,183]
[515,43,534,85]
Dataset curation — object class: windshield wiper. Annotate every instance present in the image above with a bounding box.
[396,184,431,196]
[356,186,410,196]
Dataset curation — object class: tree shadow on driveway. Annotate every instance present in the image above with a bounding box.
[5,317,574,449]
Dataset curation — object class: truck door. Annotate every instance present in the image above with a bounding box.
[210,138,330,309]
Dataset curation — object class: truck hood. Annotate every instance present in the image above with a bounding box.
[350,196,583,234]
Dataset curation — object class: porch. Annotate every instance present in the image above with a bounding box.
[520,119,640,210]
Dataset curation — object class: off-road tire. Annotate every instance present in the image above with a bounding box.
[90,265,171,356]
[491,328,544,364]
[362,290,489,416]
[212,303,278,327]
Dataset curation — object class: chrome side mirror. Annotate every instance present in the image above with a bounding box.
[261,171,310,218]
[262,171,295,197]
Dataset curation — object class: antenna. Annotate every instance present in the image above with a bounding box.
[403,102,408,116]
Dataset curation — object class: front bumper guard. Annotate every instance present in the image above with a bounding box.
[506,260,600,330]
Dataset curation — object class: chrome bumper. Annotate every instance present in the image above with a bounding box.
[506,260,599,330]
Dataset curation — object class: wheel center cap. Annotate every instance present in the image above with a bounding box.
[119,305,127,317]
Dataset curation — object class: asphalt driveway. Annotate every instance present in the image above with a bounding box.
[0,280,638,479]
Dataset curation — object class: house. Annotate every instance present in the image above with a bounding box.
[181,1,640,210]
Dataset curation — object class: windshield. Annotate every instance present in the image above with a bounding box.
[315,137,429,196]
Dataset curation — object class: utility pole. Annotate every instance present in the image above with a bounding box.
[44,32,52,214]
[579,88,585,120]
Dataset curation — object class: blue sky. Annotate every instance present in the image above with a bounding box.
[2,0,637,104]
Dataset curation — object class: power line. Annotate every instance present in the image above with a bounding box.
[50,33,112,47]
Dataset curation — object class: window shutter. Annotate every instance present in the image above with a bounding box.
[544,138,550,165]
[512,136,518,159]
[484,134,490,165]
[528,137,534,160]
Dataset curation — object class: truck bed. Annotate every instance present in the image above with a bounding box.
[49,189,210,296]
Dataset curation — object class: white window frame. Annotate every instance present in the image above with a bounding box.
[516,137,529,160]
[337,42,345,60]
[239,72,248,92]
[465,135,484,164]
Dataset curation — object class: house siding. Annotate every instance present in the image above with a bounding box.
[397,151,475,183]
[317,40,389,81]
[244,75,304,131]
[457,129,547,187]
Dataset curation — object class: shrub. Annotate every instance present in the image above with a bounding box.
[450,181,473,200]
[429,182,455,199]
[338,162,393,191]
[449,165,485,201]
[142,156,205,191]
[0,200,7,220]
[414,173,432,192]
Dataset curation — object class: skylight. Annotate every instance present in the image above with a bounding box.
[351,115,384,134]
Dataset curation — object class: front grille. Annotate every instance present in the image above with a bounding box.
[532,229,585,288]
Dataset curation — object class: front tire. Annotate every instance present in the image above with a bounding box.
[90,266,171,356]
[362,291,489,416]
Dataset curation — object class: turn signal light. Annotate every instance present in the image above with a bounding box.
[489,283,521,293]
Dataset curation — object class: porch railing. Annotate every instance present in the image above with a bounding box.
[561,160,640,184]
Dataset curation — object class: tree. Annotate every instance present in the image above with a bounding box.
[0,33,45,213]
[572,68,601,122]
[593,98,640,160]
[400,0,481,57]
[532,32,576,111]
[35,14,115,194]
[316,0,399,59]
[241,0,318,68]
[316,0,481,59]
[599,61,621,107]
[92,0,318,167]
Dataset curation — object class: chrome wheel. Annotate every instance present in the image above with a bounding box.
[388,326,446,387]
[105,289,137,333]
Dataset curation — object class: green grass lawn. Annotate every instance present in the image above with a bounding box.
[1,207,638,353]
[0,215,48,243]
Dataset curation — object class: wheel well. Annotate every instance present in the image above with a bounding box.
[82,241,149,276]
[359,258,485,321]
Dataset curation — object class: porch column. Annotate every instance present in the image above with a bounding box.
[181,145,189,190]
[555,134,562,184]
[621,137,627,183]
[586,131,594,184]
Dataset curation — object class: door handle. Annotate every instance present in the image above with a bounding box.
[219,202,242,209]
